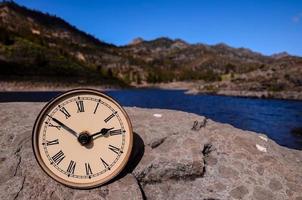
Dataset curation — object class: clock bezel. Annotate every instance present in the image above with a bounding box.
[32,88,133,189]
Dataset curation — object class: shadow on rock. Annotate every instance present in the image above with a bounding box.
[104,132,145,185]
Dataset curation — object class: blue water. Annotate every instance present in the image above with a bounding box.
[1,89,302,150]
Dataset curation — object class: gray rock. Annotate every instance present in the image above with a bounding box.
[253,186,275,200]
[268,178,282,191]
[106,174,143,200]
[0,103,302,200]
[230,185,249,199]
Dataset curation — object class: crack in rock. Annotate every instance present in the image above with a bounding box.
[12,142,25,199]
[14,146,22,155]
[133,174,147,200]
[201,143,215,177]
[49,191,55,198]
[202,143,214,156]
[13,176,25,200]
[13,145,22,176]
[13,156,21,176]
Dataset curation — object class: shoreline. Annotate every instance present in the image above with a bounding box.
[185,89,302,101]
[1,80,302,101]
[141,82,302,101]
[0,81,121,92]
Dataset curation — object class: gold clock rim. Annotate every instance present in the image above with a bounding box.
[32,88,133,189]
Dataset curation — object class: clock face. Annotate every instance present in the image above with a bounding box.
[32,89,133,189]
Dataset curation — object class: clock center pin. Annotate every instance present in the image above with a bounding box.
[78,131,92,146]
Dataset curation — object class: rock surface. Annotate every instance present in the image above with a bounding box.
[0,103,302,200]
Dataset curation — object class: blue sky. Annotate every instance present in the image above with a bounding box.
[15,0,302,56]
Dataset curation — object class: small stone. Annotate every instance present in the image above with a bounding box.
[218,166,239,179]
[253,186,275,200]
[268,178,282,191]
[207,182,226,193]
[153,113,162,118]
[286,189,294,197]
[286,182,302,193]
[256,144,267,152]
[259,135,268,142]
[256,166,264,175]
[230,185,249,199]
[149,137,166,149]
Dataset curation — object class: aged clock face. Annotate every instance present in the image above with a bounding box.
[32,89,133,189]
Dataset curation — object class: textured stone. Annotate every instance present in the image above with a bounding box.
[230,185,249,199]
[0,103,302,200]
[253,186,275,200]
[218,166,239,179]
[0,103,142,200]
[268,178,282,191]
[106,174,143,200]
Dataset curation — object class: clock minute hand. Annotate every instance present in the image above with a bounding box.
[47,115,79,138]
[91,127,114,139]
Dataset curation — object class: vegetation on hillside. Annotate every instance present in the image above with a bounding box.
[0,1,301,92]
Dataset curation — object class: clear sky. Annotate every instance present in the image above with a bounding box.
[15,0,302,56]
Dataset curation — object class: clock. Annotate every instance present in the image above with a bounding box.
[32,89,133,189]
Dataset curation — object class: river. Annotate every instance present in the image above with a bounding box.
[1,89,302,150]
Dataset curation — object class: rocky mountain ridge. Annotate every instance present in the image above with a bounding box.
[0,1,301,99]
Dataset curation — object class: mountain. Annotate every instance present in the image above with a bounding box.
[0,1,123,85]
[129,37,144,45]
[0,1,301,96]
[271,52,290,59]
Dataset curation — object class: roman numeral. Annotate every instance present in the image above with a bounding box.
[109,129,123,136]
[100,158,110,170]
[45,122,61,130]
[51,150,65,165]
[108,145,123,154]
[67,160,76,175]
[104,111,117,123]
[93,102,100,114]
[46,139,59,146]
[59,106,71,119]
[76,100,84,113]
[85,163,93,176]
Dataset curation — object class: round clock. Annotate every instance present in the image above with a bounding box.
[32,89,133,189]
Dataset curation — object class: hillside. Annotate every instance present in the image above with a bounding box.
[0,1,301,98]
[0,1,124,86]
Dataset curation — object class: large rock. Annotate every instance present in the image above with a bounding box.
[0,103,301,200]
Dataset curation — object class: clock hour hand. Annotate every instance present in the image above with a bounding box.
[47,115,79,138]
[91,127,114,139]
